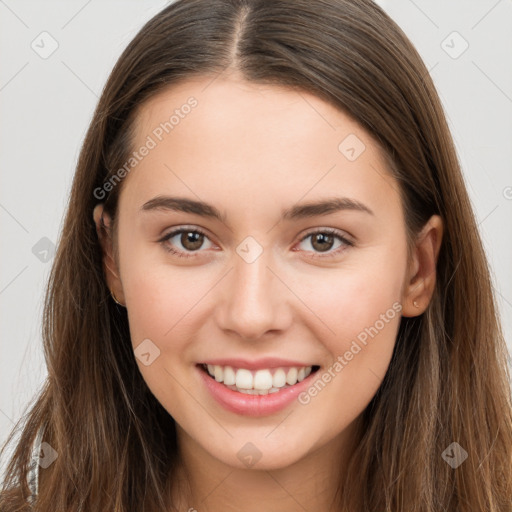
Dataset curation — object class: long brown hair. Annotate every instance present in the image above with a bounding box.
[1,0,511,510]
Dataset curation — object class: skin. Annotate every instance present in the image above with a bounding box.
[93,72,443,511]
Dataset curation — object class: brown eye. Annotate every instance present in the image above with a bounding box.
[179,231,204,251]
[297,228,353,258]
[310,232,335,252]
[159,227,214,258]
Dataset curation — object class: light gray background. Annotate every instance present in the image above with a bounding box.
[1,0,511,459]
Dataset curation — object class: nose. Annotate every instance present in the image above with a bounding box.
[215,247,292,341]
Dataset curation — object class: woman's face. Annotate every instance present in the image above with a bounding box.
[102,73,419,470]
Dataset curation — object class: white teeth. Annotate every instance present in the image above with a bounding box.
[223,366,236,385]
[238,388,258,395]
[235,368,253,389]
[214,365,223,382]
[272,368,286,388]
[253,369,273,390]
[286,367,298,385]
[204,364,315,392]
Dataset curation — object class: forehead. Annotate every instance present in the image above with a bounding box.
[120,74,401,224]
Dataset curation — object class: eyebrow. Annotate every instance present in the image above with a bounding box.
[140,195,374,222]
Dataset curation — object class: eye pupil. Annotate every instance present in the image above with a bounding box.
[311,233,334,252]
[181,231,203,250]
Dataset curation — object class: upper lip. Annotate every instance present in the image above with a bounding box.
[199,357,318,370]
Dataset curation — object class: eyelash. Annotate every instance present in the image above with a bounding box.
[158,226,354,259]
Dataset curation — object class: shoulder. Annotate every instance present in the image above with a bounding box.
[26,424,46,503]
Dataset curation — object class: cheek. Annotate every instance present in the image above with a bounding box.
[296,246,406,372]
[117,224,200,339]
[120,258,212,417]
[317,254,402,310]
[123,263,212,350]
[294,269,404,435]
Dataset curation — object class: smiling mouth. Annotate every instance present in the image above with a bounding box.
[198,363,321,395]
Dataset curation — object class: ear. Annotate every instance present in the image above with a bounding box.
[401,214,443,317]
[93,204,126,306]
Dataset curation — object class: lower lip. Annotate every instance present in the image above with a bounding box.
[197,365,319,417]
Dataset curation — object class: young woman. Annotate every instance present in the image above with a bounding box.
[1,0,511,510]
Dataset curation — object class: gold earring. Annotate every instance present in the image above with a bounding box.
[110,290,125,307]
[413,300,419,308]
